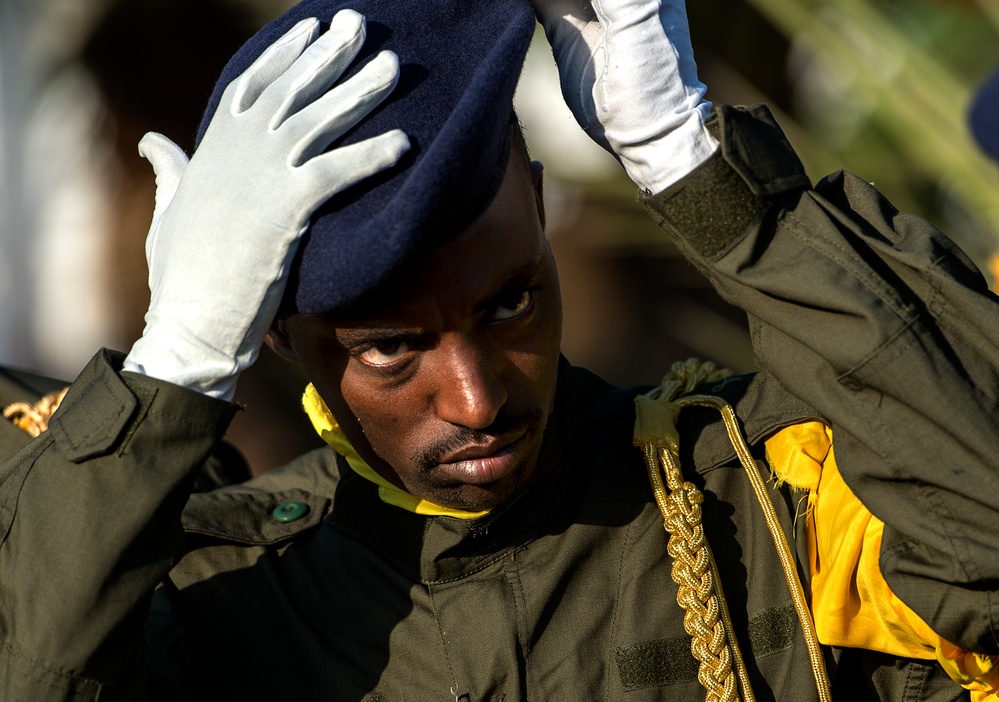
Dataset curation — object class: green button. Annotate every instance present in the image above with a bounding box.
[272,501,310,523]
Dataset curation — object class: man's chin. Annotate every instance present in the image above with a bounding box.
[423,468,530,513]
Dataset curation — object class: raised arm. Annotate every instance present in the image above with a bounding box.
[532,0,999,668]
[0,11,408,700]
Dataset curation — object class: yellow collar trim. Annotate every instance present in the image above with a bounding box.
[301,384,488,520]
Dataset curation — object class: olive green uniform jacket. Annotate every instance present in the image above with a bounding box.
[1,105,996,700]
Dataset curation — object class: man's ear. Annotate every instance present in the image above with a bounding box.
[264,317,298,362]
[531,159,546,231]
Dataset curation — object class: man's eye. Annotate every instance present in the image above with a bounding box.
[357,341,411,366]
[492,290,534,321]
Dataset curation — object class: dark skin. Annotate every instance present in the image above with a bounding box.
[267,151,563,512]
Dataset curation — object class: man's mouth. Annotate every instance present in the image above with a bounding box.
[432,431,527,485]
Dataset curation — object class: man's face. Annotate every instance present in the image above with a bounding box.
[270,151,562,512]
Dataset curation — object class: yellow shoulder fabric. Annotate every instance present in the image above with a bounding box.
[765,422,998,701]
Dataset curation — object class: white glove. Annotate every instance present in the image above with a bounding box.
[532,0,718,193]
[123,10,410,400]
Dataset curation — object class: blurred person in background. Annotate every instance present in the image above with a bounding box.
[1,0,998,700]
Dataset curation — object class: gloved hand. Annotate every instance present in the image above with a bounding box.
[123,10,410,400]
[531,0,718,193]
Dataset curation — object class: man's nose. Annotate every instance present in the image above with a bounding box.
[432,335,508,430]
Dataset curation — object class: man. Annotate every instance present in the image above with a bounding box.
[1,0,997,700]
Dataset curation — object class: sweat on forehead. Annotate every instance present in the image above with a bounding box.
[199,0,537,316]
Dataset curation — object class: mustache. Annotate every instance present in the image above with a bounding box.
[413,407,545,468]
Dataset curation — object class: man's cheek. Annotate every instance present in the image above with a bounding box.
[355,409,418,462]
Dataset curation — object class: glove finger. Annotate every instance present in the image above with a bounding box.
[138,132,190,267]
[592,0,659,22]
[226,17,321,116]
[595,0,705,112]
[263,9,367,130]
[531,0,596,28]
[138,132,189,212]
[529,1,602,134]
[283,50,401,166]
[297,129,410,211]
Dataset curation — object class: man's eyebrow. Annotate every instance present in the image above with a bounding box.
[328,250,545,343]
[334,328,424,348]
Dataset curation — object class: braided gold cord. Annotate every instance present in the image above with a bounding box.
[644,442,753,702]
[638,358,834,701]
[637,359,753,702]
[674,394,833,702]
[3,387,69,438]
[643,358,731,405]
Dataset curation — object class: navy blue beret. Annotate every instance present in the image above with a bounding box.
[970,64,999,162]
[197,0,537,315]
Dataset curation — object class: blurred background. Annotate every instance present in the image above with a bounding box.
[2,0,998,474]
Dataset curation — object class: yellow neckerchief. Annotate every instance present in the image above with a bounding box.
[766,422,998,701]
[301,384,488,519]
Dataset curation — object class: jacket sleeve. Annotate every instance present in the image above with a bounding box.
[0,349,236,701]
[640,104,999,656]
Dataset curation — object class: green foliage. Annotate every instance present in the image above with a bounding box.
[739,0,999,262]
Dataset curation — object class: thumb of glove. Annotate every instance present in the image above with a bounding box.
[138,133,188,221]
[138,132,190,271]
